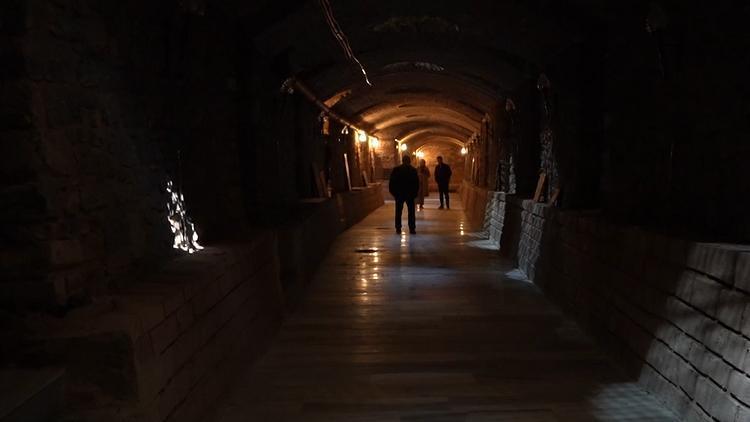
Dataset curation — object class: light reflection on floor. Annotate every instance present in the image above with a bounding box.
[210,195,678,422]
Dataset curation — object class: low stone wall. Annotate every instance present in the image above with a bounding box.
[128,240,282,422]
[336,184,386,229]
[14,184,384,421]
[279,184,384,307]
[21,237,283,422]
[463,182,750,422]
[460,181,506,245]
[459,181,490,231]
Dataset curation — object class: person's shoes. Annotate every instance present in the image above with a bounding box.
[396,228,402,234]
[438,206,444,209]
[409,229,416,234]
[446,206,450,210]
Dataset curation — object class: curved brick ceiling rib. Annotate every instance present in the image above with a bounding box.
[369,107,479,134]
[246,0,622,144]
[410,137,465,151]
[402,130,467,147]
[383,124,471,147]
[331,71,497,142]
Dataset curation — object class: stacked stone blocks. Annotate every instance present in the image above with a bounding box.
[463,182,750,422]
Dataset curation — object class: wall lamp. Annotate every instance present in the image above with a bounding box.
[461,147,468,155]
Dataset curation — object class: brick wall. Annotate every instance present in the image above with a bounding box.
[16,182,383,421]
[464,182,750,422]
[127,239,282,422]
[529,4,750,241]
[19,237,283,422]
[0,1,384,419]
[1,0,250,310]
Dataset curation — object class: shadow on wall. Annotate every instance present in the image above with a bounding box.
[462,180,750,422]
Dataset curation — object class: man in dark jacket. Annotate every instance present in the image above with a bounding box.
[389,155,419,234]
[434,156,452,209]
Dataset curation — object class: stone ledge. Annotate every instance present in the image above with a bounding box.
[16,236,283,422]
[461,180,750,422]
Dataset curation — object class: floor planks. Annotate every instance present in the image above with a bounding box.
[209,197,676,422]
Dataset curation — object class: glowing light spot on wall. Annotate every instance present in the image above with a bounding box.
[167,180,204,254]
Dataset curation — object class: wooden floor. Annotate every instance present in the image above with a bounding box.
[210,198,676,422]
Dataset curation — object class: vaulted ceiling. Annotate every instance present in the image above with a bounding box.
[238,0,642,145]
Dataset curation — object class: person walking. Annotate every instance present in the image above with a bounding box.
[389,155,420,234]
[416,158,430,211]
[434,156,452,209]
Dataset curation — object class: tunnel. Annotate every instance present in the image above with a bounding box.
[1,1,749,421]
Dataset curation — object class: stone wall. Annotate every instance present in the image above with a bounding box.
[6,185,383,421]
[463,182,750,422]
[597,5,750,242]
[1,0,250,310]
[15,237,283,422]
[528,4,750,241]
[0,3,386,418]
[459,182,505,246]
[277,184,385,307]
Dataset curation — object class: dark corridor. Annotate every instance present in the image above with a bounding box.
[1,1,749,422]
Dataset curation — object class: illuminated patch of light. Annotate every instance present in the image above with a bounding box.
[585,384,678,420]
[504,269,531,283]
[166,180,204,254]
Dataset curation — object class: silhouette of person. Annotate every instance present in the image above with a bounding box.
[416,159,430,211]
[434,156,452,209]
[389,155,419,234]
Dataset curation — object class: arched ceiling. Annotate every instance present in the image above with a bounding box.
[240,0,637,146]
[413,137,464,151]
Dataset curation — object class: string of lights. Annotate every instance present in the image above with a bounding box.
[318,0,372,86]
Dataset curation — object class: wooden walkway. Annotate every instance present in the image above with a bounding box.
[210,198,676,421]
